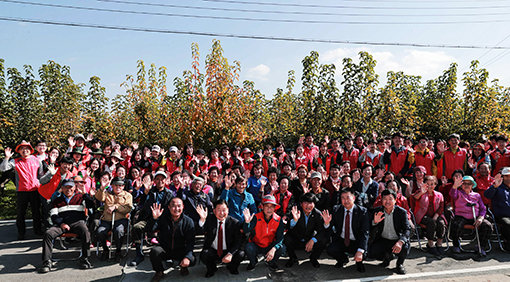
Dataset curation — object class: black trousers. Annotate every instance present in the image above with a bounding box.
[450,215,492,248]
[284,234,326,261]
[97,218,128,250]
[497,217,510,243]
[150,246,196,272]
[368,238,409,265]
[327,238,363,262]
[420,216,446,241]
[17,190,42,236]
[200,248,244,272]
[42,220,91,262]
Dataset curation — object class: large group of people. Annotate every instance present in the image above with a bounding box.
[1,131,510,280]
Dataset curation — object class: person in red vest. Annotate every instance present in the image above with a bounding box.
[383,132,414,178]
[303,134,319,160]
[1,141,54,239]
[490,135,510,176]
[341,135,359,170]
[414,137,435,176]
[261,145,277,177]
[359,139,382,168]
[243,195,286,271]
[313,140,332,174]
[294,144,311,171]
[67,134,91,164]
[475,162,495,207]
[436,134,468,179]
[274,175,295,220]
[328,137,343,165]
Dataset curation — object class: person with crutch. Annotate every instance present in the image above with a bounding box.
[96,177,133,261]
[450,176,492,256]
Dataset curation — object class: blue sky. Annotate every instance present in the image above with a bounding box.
[1,0,509,100]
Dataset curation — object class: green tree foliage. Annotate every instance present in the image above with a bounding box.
[82,76,110,141]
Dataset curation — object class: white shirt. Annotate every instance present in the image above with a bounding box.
[212,219,227,251]
[341,207,355,241]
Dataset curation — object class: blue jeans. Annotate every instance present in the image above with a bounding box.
[245,242,286,265]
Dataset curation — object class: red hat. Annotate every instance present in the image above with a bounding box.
[261,195,280,208]
[15,140,34,154]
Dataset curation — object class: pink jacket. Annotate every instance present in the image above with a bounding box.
[450,188,486,219]
[414,190,446,224]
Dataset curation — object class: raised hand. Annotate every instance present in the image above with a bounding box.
[400,178,410,187]
[260,177,267,187]
[68,136,75,148]
[243,169,251,179]
[440,176,448,186]
[324,135,330,144]
[47,164,57,175]
[321,209,332,226]
[144,147,150,159]
[86,133,94,142]
[291,206,301,222]
[196,204,208,222]
[4,147,13,159]
[160,149,167,157]
[494,173,503,187]
[126,147,133,157]
[298,136,305,145]
[453,177,463,189]
[223,175,232,190]
[130,142,139,151]
[468,158,476,169]
[151,203,163,219]
[374,211,385,224]
[243,208,254,223]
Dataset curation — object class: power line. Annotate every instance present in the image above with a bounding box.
[197,0,510,9]
[1,16,510,50]
[97,0,510,17]
[2,0,510,25]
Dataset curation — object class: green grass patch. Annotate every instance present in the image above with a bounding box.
[0,182,18,220]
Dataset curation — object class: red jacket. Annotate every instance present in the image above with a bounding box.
[250,212,281,248]
[475,175,495,207]
[304,144,319,160]
[441,147,467,179]
[262,156,277,176]
[14,156,41,192]
[294,156,310,170]
[342,148,359,170]
[490,148,510,176]
[414,148,435,176]
[413,190,446,224]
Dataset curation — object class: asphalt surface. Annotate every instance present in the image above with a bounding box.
[1,219,510,282]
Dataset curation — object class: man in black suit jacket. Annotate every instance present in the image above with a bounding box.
[179,177,213,228]
[197,199,244,278]
[352,164,379,210]
[327,188,369,272]
[368,189,411,275]
[284,193,332,268]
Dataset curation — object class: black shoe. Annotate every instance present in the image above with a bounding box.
[379,259,390,268]
[152,271,164,282]
[436,246,445,256]
[38,261,52,273]
[247,263,256,271]
[267,261,279,271]
[396,264,406,275]
[100,249,110,261]
[228,267,239,275]
[205,270,215,278]
[130,254,144,266]
[180,267,189,276]
[17,234,25,240]
[356,262,366,273]
[310,258,320,268]
[285,258,297,268]
[427,245,441,258]
[334,257,349,268]
[114,250,122,261]
[79,257,93,269]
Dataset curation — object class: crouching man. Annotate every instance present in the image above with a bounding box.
[39,179,94,273]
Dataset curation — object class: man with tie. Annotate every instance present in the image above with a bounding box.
[326,188,369,272]
[284,193,331,268]
[197,199,244,278]
[368,189,411,275]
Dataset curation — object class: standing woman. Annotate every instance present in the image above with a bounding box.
[84,158,102,196]
[412,176,446,257]
[181,144,196,172]
[467,143,490,177]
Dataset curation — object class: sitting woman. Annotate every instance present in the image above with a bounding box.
[412,175,446,257]
[449,175,493,256]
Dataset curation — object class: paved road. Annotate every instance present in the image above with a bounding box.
[1,220,510,282]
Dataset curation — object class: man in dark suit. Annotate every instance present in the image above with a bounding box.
[179,177,213,228]
[352,164,379,210]
[327,188,369,272]
[368,189,411,275]
[284,193,331,268]
[197,199,244,278]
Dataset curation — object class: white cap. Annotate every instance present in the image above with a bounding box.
[502,167,510,176]
[169,146,178,153]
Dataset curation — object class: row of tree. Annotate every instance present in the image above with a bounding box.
[1,40,509,152]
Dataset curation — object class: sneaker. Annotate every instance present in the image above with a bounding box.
[130,255,144,266]
[38,261,52,273]
[151,271,164,282]
[79,258,93,269]
[246,263,256,271]
[452,246,461,254]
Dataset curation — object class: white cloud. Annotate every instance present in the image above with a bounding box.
[322,48,456,82]
[247,64,271,81]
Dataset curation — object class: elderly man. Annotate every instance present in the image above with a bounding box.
[179,177,213,228]
[197,199,244,277]
[368,189,411,275]
[485,167,510,250]
[39,179,95,273]
[1,141,54,239]
[243,195,286,271]
[284,193,331,268]
[95,177,133,260]
[149,197,196,281]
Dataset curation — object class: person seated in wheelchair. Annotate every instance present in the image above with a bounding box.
[484,167,510,250]
[412,175,446,257]
[95,176,133,260]
[39,179,95,273]
[450,175,493,256]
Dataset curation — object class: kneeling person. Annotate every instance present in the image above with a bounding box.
[284,193,331,268]
[198,199,244,278]
[39,179,94,273]
[243,195,286,271]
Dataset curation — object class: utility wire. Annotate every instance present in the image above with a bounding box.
[97,0,510,17]
[1,0,510,25]
[1,16,510,50]
[197,0,510,9]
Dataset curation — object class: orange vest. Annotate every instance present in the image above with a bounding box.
[250,212,281,248]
